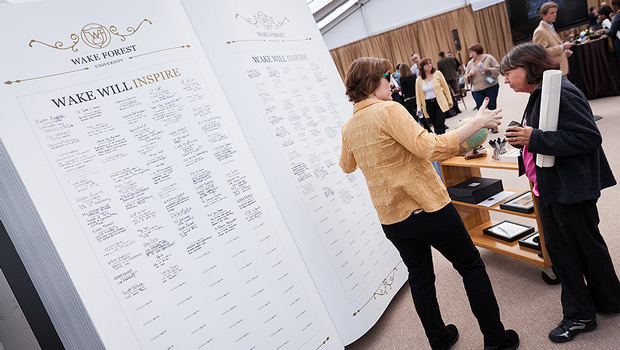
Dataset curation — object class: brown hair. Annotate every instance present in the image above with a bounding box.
[468,43,484,55]
[540,2,558,17]
[500,43,560,84]
[418,58,435,80]
[399,63,414,78]
[345,57,392,103]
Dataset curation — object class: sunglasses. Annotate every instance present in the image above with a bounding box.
[381,72,391,82]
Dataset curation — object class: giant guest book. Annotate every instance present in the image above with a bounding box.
[0,0,406,349]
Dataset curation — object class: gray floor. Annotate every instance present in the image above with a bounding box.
[346,81,620,350]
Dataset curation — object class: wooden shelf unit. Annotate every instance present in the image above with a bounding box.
[440,151,552,269]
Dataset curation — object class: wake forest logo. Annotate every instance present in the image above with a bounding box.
[29,19,151,52]
[81,23,112,49]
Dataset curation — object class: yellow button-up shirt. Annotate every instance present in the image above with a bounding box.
[340,99,461,224]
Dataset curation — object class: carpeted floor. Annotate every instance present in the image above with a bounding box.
[345,80,620,350]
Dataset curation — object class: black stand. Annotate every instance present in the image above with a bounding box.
[0,220,64,349]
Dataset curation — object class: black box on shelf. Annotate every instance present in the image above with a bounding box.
[447,177,503,204]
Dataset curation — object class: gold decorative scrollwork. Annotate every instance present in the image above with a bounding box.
[4,67,89,85]
[316,336,330,349]
[29,19,151,52]
[352,263,401,316]
[235,12,289,30]
[226,38,311,45]
[129,44,191,60]
[29,33,80,52]
[109,19,152,42]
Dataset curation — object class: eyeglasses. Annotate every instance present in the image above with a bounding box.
[381,72,391,82]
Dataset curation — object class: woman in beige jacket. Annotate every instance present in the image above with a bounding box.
[415,57,453,134]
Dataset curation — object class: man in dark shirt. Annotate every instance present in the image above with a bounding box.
[589,6,598,27]
[437,51,462,114]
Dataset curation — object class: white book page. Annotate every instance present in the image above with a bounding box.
[182,0,407,344]
[0,0,341,349]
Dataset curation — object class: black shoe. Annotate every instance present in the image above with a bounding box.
[434,324,459,350]
[484,329,519,350]
[548,317,597,342]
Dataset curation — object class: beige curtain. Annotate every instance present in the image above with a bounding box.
[329,3,513,80]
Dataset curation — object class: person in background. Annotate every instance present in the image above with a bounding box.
[399,63,418,121]
[390,71,406,106]
[410,53,421,78]
[340,56,518,350]
[604,1,620,60]
[502,43,620,344]
[532,2,575,75]
[416,58,452,134]
[393,62,402,84]
[464,43,500,133]
[589,6,599,27]
[596,5,613,30]
[437,51,462,115]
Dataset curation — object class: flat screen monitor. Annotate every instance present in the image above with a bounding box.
[506,0,589,44]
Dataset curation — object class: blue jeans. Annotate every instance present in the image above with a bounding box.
[381,203,506,349]
[472,83,499,110]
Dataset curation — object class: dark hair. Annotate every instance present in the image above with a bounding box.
[500,43,560,84]
[399,63,414,78]
[418,58,436,79]
[345,57,392,103]
[468,43,484,55]
[599,5,613,18]
[613,1,620,12]
[590,6,596,12]
[539,2,558,17]
[439,51,446,58]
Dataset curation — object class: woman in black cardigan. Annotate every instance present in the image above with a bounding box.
[398,63,420,122]
[502,43,620,344]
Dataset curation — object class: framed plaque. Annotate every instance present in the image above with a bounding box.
[518,232,541,251]
[499,191,535,214]
[482,220,535,242]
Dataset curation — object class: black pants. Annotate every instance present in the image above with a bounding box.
[382,203,506,349]
[425,98,446,134]
[404,99,418,121]
[446,79,461,114]
[539,199,620,319]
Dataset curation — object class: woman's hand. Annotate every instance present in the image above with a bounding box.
[449,102,454,108]
[473,97,501,129]
[505,126,533,147]
[456,98,502,144]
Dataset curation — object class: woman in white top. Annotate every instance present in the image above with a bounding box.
[598,5,613,30]
[415,57,453,134]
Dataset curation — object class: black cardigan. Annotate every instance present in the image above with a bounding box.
[525,77,616,206]
[399,75,417,100]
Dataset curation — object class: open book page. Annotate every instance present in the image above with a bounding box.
[0,0,341,349]
[182,0,407,344]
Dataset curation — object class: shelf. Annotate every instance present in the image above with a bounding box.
[469,221,545,267]
[451,189,536,219]
[441,149,518,170]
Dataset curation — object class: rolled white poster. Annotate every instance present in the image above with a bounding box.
[536,69,563,167]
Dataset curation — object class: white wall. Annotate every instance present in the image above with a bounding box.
[321,0,503,49]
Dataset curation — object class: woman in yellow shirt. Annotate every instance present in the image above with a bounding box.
[340,57,519,350]
[415,57,453,134]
